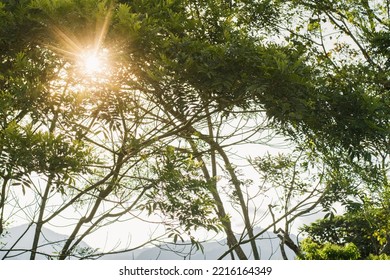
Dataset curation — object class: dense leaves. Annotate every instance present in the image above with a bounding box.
[298,238,361,260]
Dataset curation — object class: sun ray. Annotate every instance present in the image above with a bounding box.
[94,4,113,53]
[46,4,114,78]
[51,25,82,56]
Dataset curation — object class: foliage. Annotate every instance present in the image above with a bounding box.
[302,215,379,259]
[112,0,314,119]
[274,0,390,260]
[141,147,222,233]
[2,0,296,259]
[368,254,390,260]
[276,0,389,163]
[301,183,390,259]
[0,0,389,261]
[298,238,361,260]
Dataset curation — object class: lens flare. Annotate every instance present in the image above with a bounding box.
[48,4,113,80]
[78,48,109,76]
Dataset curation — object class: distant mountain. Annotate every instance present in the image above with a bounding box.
[0,224,91,260]
[101,230,297,260]
[1,224,297,260]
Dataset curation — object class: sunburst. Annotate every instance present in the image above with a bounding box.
[48,4,113,79]
[78,47,109,75]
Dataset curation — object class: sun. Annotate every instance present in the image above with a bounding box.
[78,48,110,76]
[48,4,114,80]
[81,51,102,74]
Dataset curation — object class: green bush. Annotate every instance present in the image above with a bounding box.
[299,238,361,260]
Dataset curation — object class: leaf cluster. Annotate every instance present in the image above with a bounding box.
[141,147,222,234]
[298,238,361,260]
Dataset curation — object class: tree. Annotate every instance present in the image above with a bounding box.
[1,0,221,259]
[202,0,390,259]
[300,180,390,259]
[1,0,311,260]
[272,0,390,260]
[1,0,388,261]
